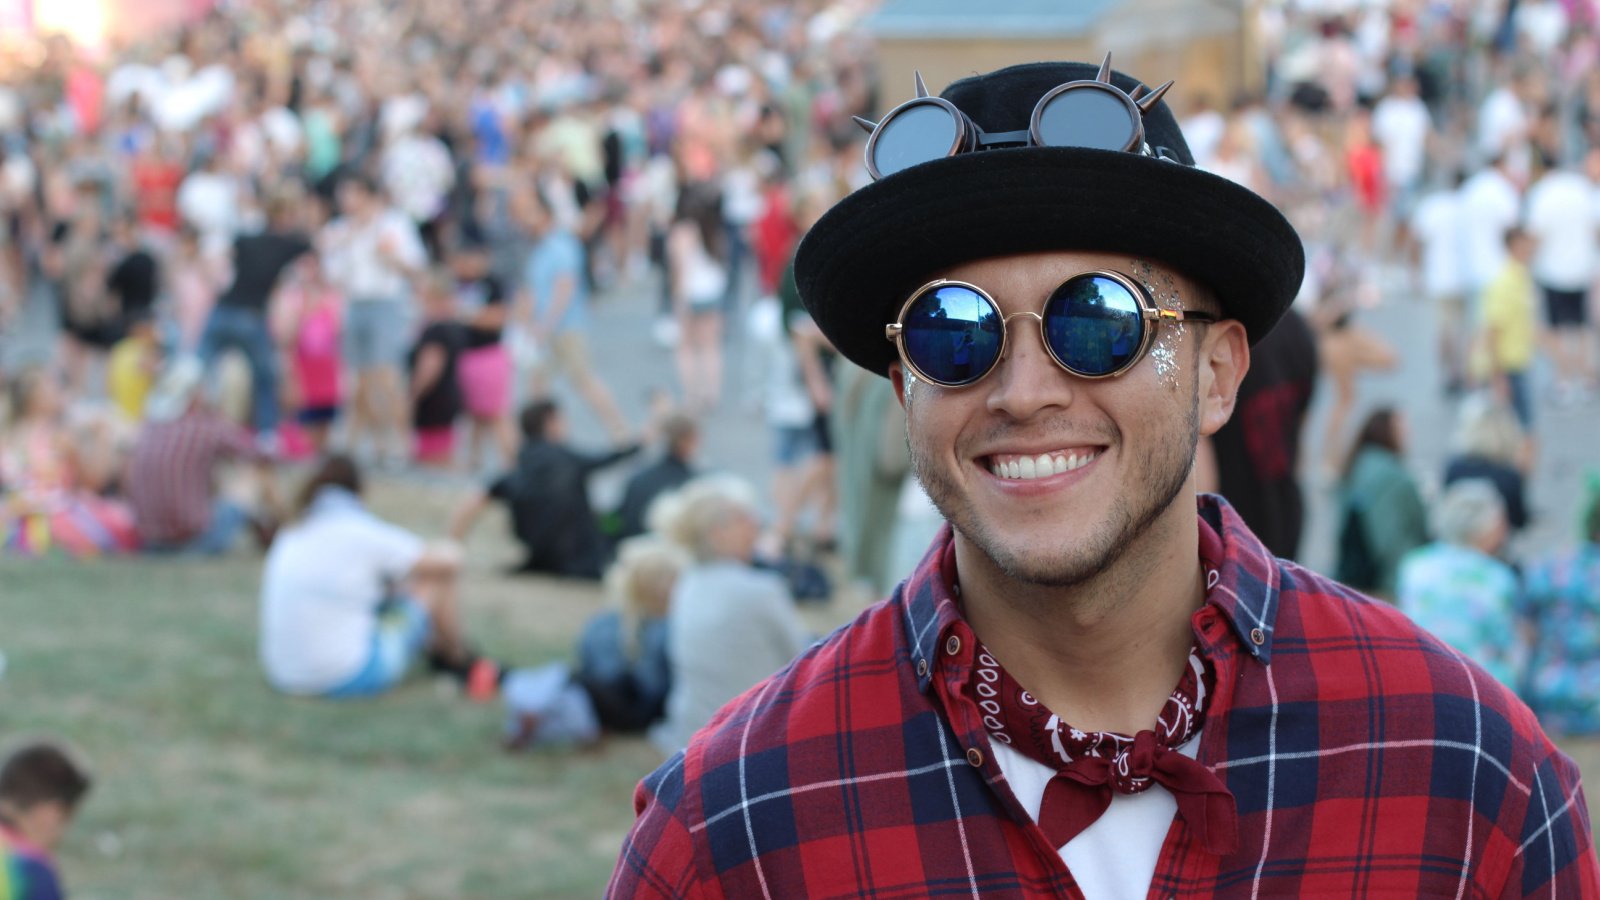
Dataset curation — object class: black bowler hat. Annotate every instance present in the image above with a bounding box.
[794,59,1305,378]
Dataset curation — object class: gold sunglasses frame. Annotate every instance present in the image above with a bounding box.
[883,270,1217,387]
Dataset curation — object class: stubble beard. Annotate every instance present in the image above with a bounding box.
[908,389,1200,589]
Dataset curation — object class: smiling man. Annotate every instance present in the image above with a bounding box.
[608,59,1599,898]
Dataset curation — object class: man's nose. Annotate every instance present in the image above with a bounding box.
[986,312,1074,419]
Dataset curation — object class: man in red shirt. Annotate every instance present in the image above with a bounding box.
[610,59,1599,897]
[125,357,277,554]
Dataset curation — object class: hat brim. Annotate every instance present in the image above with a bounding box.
[795,147,1305,378]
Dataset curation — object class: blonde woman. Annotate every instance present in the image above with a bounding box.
[503,536,687,749]
[648,476,812,753]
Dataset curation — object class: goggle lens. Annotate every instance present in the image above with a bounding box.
[1042,275,1147,376]
[1034,87,1138,152]
[871,104,960,178]
[900,284,1004,385]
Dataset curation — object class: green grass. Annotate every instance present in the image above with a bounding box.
[4,478,1599,898]
[1,481,666,899]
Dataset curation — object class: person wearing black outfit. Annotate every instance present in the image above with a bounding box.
[408,272,467,467]
[450,399,642,579]
[198,193,312,442]
[451,236,516,468]
[1201,307,1320,560]
[610,412,699,543]
[105,212,158,334]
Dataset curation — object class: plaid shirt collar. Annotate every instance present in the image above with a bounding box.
[901,493,1282,699]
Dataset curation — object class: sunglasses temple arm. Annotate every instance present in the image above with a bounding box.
[973,127,1032,149]
[1148,308,1218,323]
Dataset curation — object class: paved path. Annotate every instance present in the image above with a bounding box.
[5,248,1594,580]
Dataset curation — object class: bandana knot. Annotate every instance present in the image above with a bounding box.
[1108,729,1159,793]
[967,644,1239,856]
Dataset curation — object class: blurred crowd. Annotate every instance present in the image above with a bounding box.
[4,0,1600,885]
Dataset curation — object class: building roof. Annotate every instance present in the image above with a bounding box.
[868,0,1119,39]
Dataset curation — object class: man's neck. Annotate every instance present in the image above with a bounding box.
[953,498,1205,737]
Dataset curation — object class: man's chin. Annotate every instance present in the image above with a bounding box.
[969,529,1117,589]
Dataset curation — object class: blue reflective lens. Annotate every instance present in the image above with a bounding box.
[901,285,1003,385]
[1042,276,1145,375]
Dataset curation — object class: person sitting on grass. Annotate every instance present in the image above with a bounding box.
[125,356,280,555]
[1396,479,1524,689]
[449,399,642,579]
[1522,472,1600,736]
[1,368,139,558]
[0,739,92,900]
[259,454,499,700]
[502,535,686,750]
[607,408,699,545]
[647,475,813,754]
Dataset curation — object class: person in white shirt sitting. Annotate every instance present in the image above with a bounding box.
[259,454,498,700]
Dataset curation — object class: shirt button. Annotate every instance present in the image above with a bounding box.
[945,635,961,656]
[966,747,983,767]
[1250,627,1266,646]
[916,658,929,677]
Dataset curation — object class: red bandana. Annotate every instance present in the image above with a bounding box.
[966,641,1238,856]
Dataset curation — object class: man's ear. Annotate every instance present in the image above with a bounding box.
[889,363,910,411]
[1197,321,1249,438]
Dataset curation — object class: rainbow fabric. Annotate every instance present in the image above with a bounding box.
[0,825,62,900]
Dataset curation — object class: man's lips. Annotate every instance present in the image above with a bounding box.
[980,447,1104,482]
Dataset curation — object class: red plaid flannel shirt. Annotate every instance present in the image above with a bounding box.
[610,496,1599,898]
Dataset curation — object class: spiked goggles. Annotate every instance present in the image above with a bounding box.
[856,53,1177,181]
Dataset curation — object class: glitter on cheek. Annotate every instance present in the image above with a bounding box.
[1132,258,1186,390]
[1150,330,1182,386]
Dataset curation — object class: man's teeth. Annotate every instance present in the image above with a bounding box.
[989,451,1097,480]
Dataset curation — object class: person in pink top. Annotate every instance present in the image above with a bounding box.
[274,255,344,455]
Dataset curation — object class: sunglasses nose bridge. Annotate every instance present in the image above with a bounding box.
[983,309,1079,417]
[989,308,1077,387]
[998,310,1048,362]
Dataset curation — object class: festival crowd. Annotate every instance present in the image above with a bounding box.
[3,0,1600,892]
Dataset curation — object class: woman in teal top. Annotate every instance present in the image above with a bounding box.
[1397,479,1523,689]
[1334,407,1430,598]
[1521,473,1600,735]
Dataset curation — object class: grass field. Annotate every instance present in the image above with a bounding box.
[4,477,1598,898]
[1,479,685,899]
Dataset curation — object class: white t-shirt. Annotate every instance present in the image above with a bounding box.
[1410,189,1465,299]
[321,209,427,300]
[991,735,1202,900]
[259,490,424,694]
[1457,168,1521,292]
[1515,0,1569,55]
[381,134,455,223]
[1476,88,1527,161]
[176,170,240,252]
[1524,170,1599,291]
[1370,94,1430,189]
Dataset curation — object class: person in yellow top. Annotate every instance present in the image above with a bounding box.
[106,312,163,423]
[1476,227,1539,429]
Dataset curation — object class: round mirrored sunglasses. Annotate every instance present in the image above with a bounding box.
[855,53,1178,181]
[883,270,1217,386]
